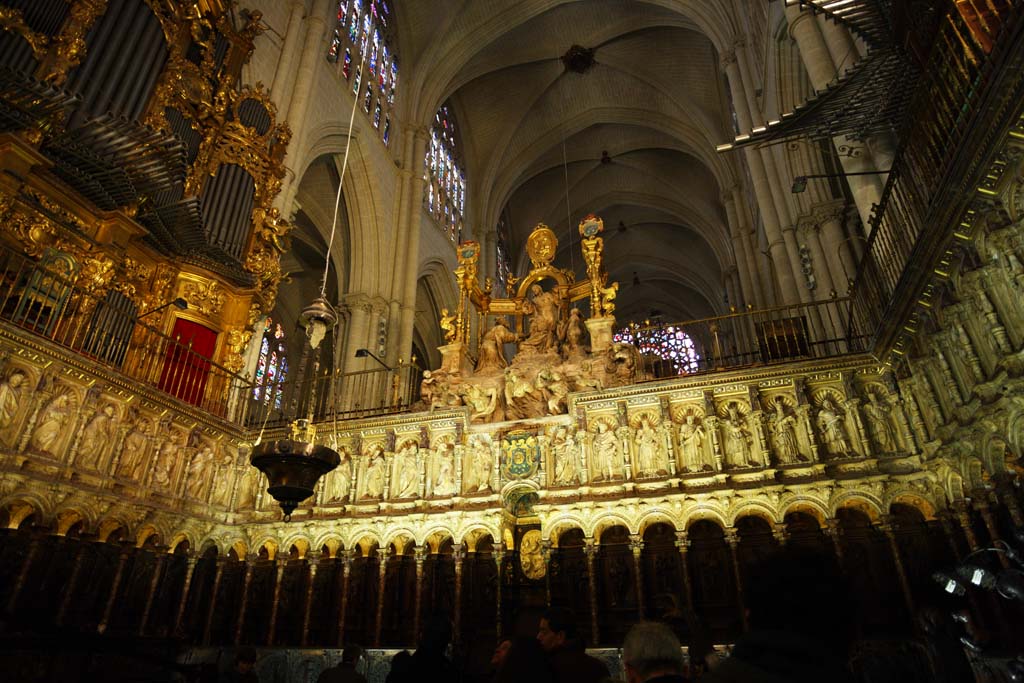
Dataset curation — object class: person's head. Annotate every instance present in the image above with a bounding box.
[622,622,684,683]
[495,637,555,683]
[341,645,363,665]
[235,645,257,673]
[490,637,512,667]
[537,607,576,652]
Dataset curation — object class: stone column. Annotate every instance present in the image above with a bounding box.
[6,532,40,614]
[373,548,390,646]
[337,549,354,647]
[452,544,465,644]
[724,529,747,631]
[56,535,94,625]
[266,557,287,646]
[674,531,694,613]
[203,556,228,644]
[397,129,431,362]
[815,203,857,293]
[234,560,255,644]
[301,553,320,646]
[413,546,427,639]
[954,502,980,551]
[583,538,600,646]
[732,187,766,309]
[493,545,505,637]
[785,5,838,88]
[270,0,306,121]
[772,524,789,546]
[98,543,134,634]
[387,130,417,366]
[173,554,198,636]
[629,534,645,619]
[342,294,373,376]
[139,546,169,637]
[724,191,755,307]
[879,517,916,617]
[824,518,845,567]
[277,12,328,212]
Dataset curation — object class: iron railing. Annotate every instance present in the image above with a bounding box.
[621,297,867,379]
[852,1,1024,353]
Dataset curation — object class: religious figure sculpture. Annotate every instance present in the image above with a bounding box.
[152,429,185,488]
[722,402,757,468]
[185,446,216,499]
[633,414,664,477]
[560,307,588,358]
[30,390,75,456]
[431,446,456,498]
[476,317,516,373]
[75,403,118,470]
[236,467,258,510]
[817,398,851,457]
[212,459,235,507]
[591,419,622,481]
[463,436,493,493]
[361,445,386,499]
[536,369,569,415]
[439,308,457,344]
[864,392,897,453]
[678,412,712,473]
[504,368,544,419]
[0,369,26,431]
[550,426,578,485]
[326,449,352,503]
[393,441,419,498]
[116,416,153,480]
[462,383,499,423]
[519,284,560,354]
[768,397,803,465]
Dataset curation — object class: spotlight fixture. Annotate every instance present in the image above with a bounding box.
[138,297,188,319]
[355,347,391,370]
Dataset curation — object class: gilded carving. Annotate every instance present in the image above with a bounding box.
[36,0,109,86]
[181,278,226,317]
[0,7,48,61]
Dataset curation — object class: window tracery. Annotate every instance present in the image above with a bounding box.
[424,104,466,244]
[327,0,398,146]
[613,324,701,375]
[254,317,288,408]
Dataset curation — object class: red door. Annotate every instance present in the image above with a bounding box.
[158,319,217,407]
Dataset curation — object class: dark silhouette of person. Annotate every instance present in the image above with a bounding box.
[536,607,608,683]
[224,646,259,682]
[317,645,366,683]
[390,614,454,683]
[384,651,412,683]
[703,547,855,683]
[494,637,554,683]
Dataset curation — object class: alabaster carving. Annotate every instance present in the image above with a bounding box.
[519,284,561,355]
[152,427,187,490]
[359,443,387,500]
[185,445,216,500]
[464,435,493,494]
[391,440,419,499]
[476,316,516,373]
[0,368,27,438]
[548,425,579,486]
[116,415,154,481]
[767,396,808,466]
[75,402,119,471]
[632,412,667,477]
[427,436,456,498]
[816,395,852,458]
[29,388,77,457]
[676,409,714,473]
[519,528,546,580]
[720,401,759,468]
[590,418,623,482]
[325,448,352,503]
[863,390,898,453]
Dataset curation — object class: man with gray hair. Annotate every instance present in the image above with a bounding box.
[622,622,687,683]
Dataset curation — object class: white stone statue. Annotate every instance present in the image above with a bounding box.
[462,383,499,422]
[591,419,622,481]
[536,369,569,415]
[116,416,152,481]
[235,467,258,509]
[185,445,215,499]
[432,450,455,497]
[76,403,118,470]
[0,369,26,431]
[678,412,712,473]
[864,391,897,453]
[722,402,757,468]
[768,397,801,465]
[817,398,851,457]
[326,449,352,503]
[633,414,664,477]
[464,436,493,493]
[30,390,75,455]
[519,284,560,355]
[152,428,185,488]
[212,458,235,507]
[361,445,386,499]
[560,307,588,358]
[476,316,516,373]
[393,441,419,498]
[550,426,578,485]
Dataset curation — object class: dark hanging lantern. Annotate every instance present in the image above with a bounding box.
[250,296,341,519]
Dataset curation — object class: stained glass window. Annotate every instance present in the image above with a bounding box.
[253,317,288,408]
[424,104,466,244]
[613,324,701,375]
[327,0,398,146]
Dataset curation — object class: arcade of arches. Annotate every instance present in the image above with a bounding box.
[0,0,1023,681]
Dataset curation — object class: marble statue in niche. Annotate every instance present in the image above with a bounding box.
[476,316,517,373]
[863,390,898,453]
[152,427,186,489]
[75,402,118,470]
[235,467,259,509]
[590,418,622,482]
[392,440,419,499]
[633,413,666,477]
[677,410,713,473]
[325,447,352,503]
[185,445,216,499]
[360,443,386,500]
[211,456,235,507]
[768,397,805,465]
[549,425,578,485]
[721,401,758,468]
[427,437,455,497]
[29,388,76,456]
[0,369,27,433]
[816,396,852,457]
[116,415,153,481]
[464,435,493,493]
